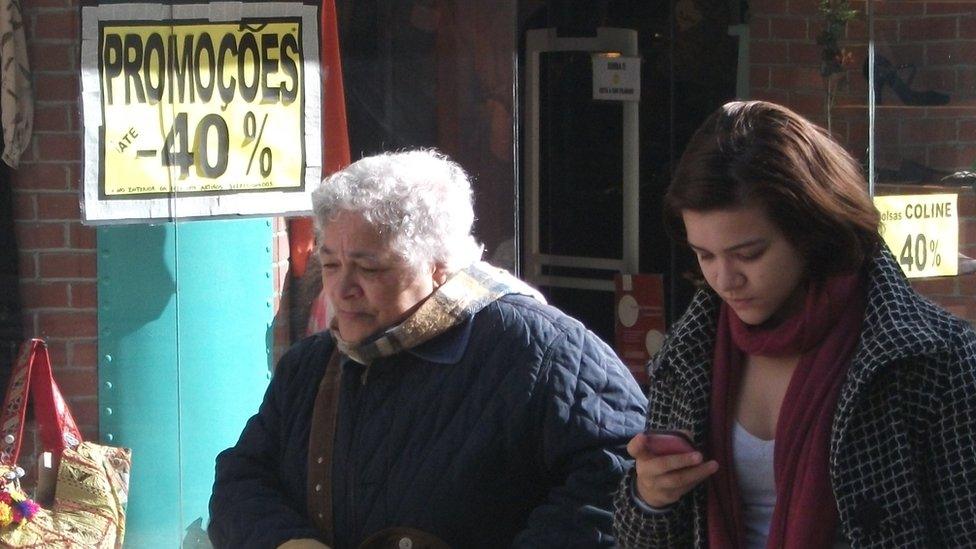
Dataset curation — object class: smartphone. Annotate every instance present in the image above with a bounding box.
[644,429,698,456]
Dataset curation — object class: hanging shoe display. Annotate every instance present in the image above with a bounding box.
[862,55,950,106]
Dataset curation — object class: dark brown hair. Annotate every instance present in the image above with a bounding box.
[664,101,881,279]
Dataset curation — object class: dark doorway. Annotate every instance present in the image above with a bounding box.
[519,0,741,341]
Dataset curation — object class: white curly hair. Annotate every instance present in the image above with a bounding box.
[311,149,484,274]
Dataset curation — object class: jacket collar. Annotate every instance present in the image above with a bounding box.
[335,314,474,373]
[654,246,955,464]
[405,315,474,365]
[833,247,950,433]
[848,246,948,372]
[654,289,719,385]
[657,247,949,389]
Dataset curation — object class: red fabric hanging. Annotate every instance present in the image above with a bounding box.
[288,0,351,279]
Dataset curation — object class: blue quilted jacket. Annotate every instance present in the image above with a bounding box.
[209,294,647,548]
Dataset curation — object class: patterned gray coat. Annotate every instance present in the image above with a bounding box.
[613,248,976,548]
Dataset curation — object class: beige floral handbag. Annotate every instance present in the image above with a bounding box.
[0,339,131,548]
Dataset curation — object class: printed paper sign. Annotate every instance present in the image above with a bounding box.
[592,55,640,102]
[874,193,958,278]
[80,2,322,223]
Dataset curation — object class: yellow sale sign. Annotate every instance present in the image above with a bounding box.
[81,2,322,223]
[100,21,304,195]
[874,193,958,278]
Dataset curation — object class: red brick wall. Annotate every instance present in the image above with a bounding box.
[749,0,976,327]
[12,0,98,456]
[11,1,296,459]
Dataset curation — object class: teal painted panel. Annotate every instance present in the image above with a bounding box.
[172,219,275,543]
[98,219,274,547]
[98,223,182,547]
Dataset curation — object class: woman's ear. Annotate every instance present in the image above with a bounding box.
[432,264,450,286]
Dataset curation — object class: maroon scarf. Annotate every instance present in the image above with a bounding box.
[707,272,866,548]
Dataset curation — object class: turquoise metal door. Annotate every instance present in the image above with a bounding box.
[98,219,274,547]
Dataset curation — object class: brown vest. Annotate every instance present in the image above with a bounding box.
[306,350,342,543]
[305,350,450,549]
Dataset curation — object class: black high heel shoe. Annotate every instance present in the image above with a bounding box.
[862,55,950,106]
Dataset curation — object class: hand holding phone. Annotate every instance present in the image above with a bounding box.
[627,429,717,509]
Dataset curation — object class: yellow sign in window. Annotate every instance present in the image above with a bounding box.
[874,193,958,278]
[100,21,305,196]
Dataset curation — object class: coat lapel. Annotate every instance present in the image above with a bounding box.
[659,249,950,458]
[832,248,949,455]
[652,289,719,435]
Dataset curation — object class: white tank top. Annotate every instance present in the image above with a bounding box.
[732,422,850,548]
[732,421,776,548]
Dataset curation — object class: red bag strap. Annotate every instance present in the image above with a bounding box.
[0,339,83,467]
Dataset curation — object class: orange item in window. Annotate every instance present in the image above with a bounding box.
[289,0,351,278]
[613,274,665,386]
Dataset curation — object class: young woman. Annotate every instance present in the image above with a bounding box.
[613,101,976,548]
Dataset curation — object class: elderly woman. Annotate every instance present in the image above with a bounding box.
[209,149,647,548]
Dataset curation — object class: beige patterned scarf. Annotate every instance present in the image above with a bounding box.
[332,261,544,365]
[0,0,31,168]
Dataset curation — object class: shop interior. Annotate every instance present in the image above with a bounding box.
[2,0,974,545]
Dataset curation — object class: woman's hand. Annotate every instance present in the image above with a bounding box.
[627,433,719,508]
